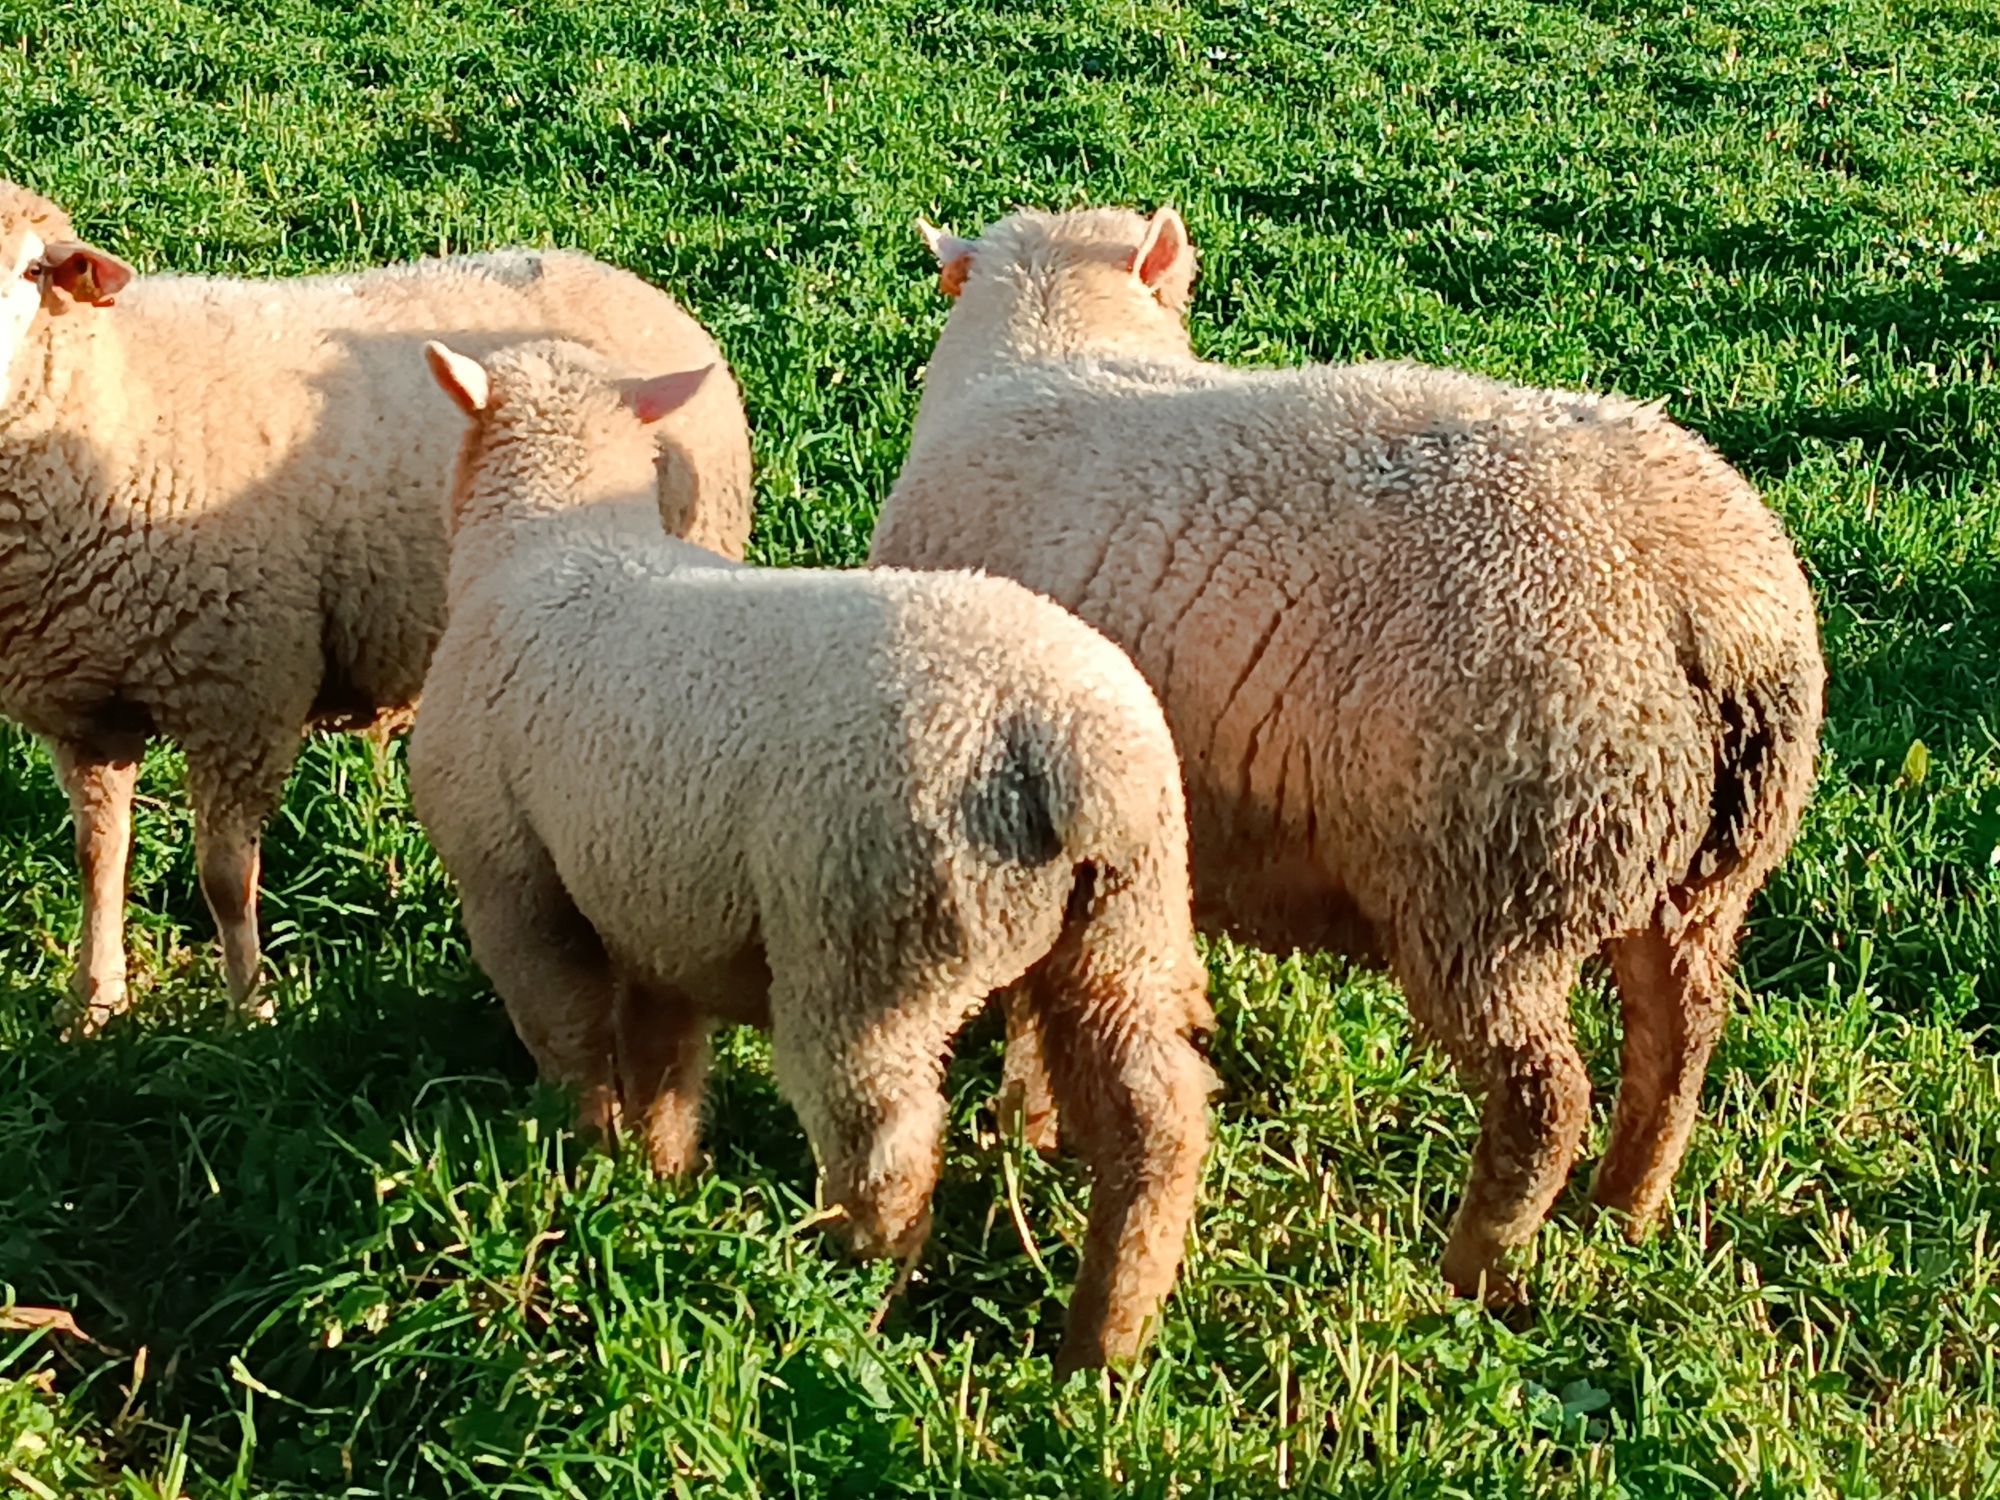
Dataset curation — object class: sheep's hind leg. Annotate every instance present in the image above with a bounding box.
[1409,951,1591,1306]
[613,972,712,1177]
[187,738,299,1023]
[457,853,621,1142]
[996,980,1062,1154]
[1592,902,1742,1237]
[50,735,143,1033]
[1027,939,1209,1375]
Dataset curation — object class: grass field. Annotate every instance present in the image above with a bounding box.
[3,0,1999,1493]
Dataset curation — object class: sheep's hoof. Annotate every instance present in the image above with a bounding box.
[1439,1242,1526,1311]
[573,1084,622,1146]
[1052,1328,1142,1380]
[1591,1191,1670,1247]
[1608,1203,1670,1247]
[231,992,278,1028]
[638,1135,708,1179]
[57,997,125,1042]
[1056,1352,1104,1384]
[1051,1340,1104,1381]
[58,973,131,1040]
[1620,1215,1658,1247]
[838,1203,932,1264]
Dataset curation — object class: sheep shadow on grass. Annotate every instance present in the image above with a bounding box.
[0,947,1102,1492]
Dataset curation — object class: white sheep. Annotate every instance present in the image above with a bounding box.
[409,337,1213,1372]
[871,205,1826,1301]
[0,181,752,1027]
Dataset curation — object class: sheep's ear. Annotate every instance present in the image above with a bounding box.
[625,364,712,425]
[917,217,975,298]
[1131,207,1195,306]
[39,240,135,314]
[424,341,490,416]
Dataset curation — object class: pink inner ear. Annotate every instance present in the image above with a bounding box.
[627,365,712,425]
[424,342,489,416]
[47,242,136,306]
[1134,213,1188,290]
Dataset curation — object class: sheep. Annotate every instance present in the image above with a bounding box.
[870,205,1826,1302]
[408,336,1213,1372]
[0,181,752,1029]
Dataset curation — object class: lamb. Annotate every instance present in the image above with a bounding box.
[408,336,1213,1372]
[870,205,1826,1301]
[0,181,752,1028]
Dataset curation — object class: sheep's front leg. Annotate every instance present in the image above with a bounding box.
[187,741,298,1022]
[50,736,142,1033]
[771,987,954,1263]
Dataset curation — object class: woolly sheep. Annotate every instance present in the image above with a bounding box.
[409,337,1212,1372]
[0,182,752,1028]
[871,205,1826,1301]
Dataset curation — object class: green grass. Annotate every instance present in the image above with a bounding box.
[2,0,1999,1492]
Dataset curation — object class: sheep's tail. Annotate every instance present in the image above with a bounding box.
[1605,422,1826,908]
[1680,645,1824,899]
[966,693,1210,1039]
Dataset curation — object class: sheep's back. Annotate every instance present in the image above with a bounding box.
[880,357,1812,960]
[438,545,1182,997]
[0,252,737,744]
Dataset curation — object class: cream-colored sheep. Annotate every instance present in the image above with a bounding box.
[872,206,1826,1301]
[0,182,752,1028]
[409,337,1211,1372]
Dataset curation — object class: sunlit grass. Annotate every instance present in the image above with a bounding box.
[1,0,1997,1492]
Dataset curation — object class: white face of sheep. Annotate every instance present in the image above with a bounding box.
[0,223,134,391]
[0,230,45,386]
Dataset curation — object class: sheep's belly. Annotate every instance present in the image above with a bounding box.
[608,933,774,1030]
[1192,836,1384,963]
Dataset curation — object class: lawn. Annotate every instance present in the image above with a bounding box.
[2,0,1999,1493]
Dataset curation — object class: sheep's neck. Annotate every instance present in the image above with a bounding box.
[924,285,1195,405]
[447,455,658,599]
[456,426,651,520]
[0,316,84,441]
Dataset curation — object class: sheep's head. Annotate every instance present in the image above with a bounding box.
[424,337,712,533]
[916,205,1198,357]
[0,182,135,379]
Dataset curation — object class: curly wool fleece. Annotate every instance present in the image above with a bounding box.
[0,181,751,1025]
[411,338,1213,1374]
[874,204,1825,1299]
